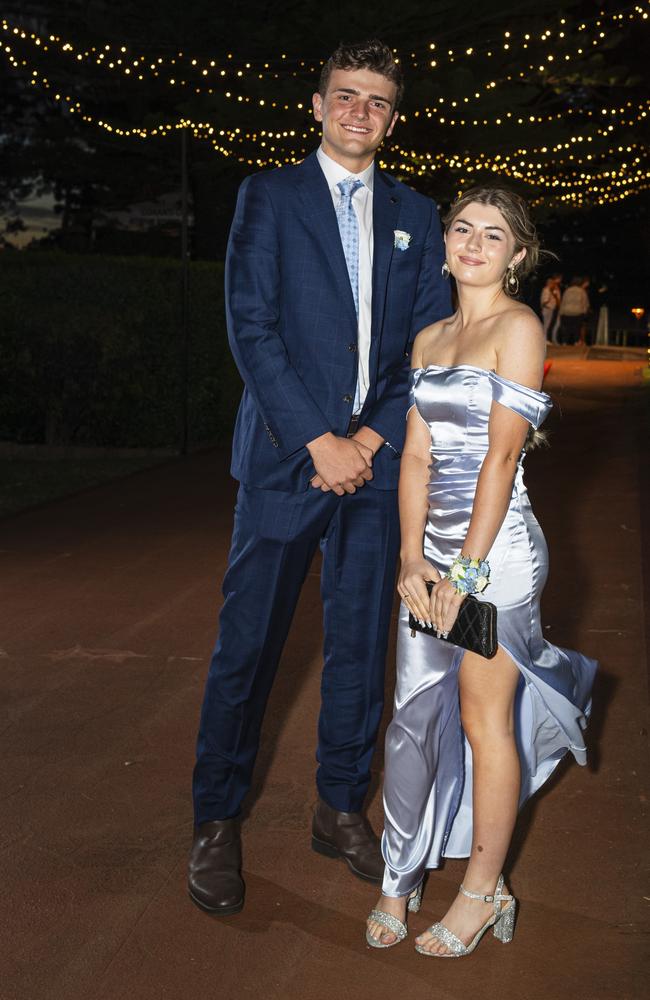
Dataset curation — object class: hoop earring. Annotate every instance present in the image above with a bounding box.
[506,265,519,296]
[441,261,450,279]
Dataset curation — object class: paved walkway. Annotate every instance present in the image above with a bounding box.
[1,352,648,1000]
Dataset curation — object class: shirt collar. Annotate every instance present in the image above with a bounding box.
[316,146,375,194]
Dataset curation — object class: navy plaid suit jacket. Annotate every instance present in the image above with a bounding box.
[226,151,451,491]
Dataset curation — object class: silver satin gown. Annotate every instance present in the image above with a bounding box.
[381,365,598,898]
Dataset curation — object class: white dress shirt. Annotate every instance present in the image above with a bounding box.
[316,146,374,414]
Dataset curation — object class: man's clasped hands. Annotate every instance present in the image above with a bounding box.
[307,426,384,495]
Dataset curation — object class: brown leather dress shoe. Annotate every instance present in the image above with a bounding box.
[188,819,245,915]
[311,798,384,884]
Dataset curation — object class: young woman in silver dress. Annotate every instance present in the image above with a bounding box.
[366,187,597,957]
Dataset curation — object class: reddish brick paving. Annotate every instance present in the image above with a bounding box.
[1,351,648,1000]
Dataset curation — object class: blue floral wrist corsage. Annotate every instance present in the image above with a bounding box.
[446,554,491,596]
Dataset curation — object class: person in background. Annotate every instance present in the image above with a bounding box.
[539,273,562,343]
[558,276,590,346]
[577,277,592,345]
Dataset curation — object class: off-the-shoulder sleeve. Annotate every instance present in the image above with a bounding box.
[488,371,552,429]
[407,368,421,415]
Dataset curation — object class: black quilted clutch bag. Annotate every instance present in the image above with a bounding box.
[408,583,497,659]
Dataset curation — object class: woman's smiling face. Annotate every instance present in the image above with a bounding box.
[445,201,525,288]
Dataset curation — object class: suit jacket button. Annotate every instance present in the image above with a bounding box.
[343,394,353,403]
[347,343,357,352]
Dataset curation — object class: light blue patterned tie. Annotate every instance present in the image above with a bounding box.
[336,178,364,413]
[335,177,364,317]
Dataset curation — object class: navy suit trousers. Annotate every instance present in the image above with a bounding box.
[193,482,400,824]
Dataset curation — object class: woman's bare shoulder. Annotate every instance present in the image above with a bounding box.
[494,303,544,346]
[494,304,546,386]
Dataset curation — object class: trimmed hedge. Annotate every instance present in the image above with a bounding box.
[0,252,242,447]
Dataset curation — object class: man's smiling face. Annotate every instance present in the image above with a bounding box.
[312,67,398,172]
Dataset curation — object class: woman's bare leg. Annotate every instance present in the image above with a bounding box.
[416,646,520,955]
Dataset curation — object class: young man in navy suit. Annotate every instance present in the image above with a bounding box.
[189,39,451,914]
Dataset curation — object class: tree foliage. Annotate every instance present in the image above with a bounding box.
[2,0,648,254]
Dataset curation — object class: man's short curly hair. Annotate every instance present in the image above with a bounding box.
[318,39,404,110]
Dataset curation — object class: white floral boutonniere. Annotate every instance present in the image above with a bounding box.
[394,230,411,252]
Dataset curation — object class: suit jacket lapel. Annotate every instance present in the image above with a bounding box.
[295,153,357,322]
[369,168,401,376]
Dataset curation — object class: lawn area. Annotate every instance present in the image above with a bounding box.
[0,455,170,517]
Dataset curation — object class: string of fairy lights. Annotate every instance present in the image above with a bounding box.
[5,51,647,207]
[2,4,649,208]
[2,5,646,87]
[8,30,650,132]
[3,5,649,119]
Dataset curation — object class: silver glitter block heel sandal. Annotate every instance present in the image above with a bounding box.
[415,874,516,958]
[365,882,423,949]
